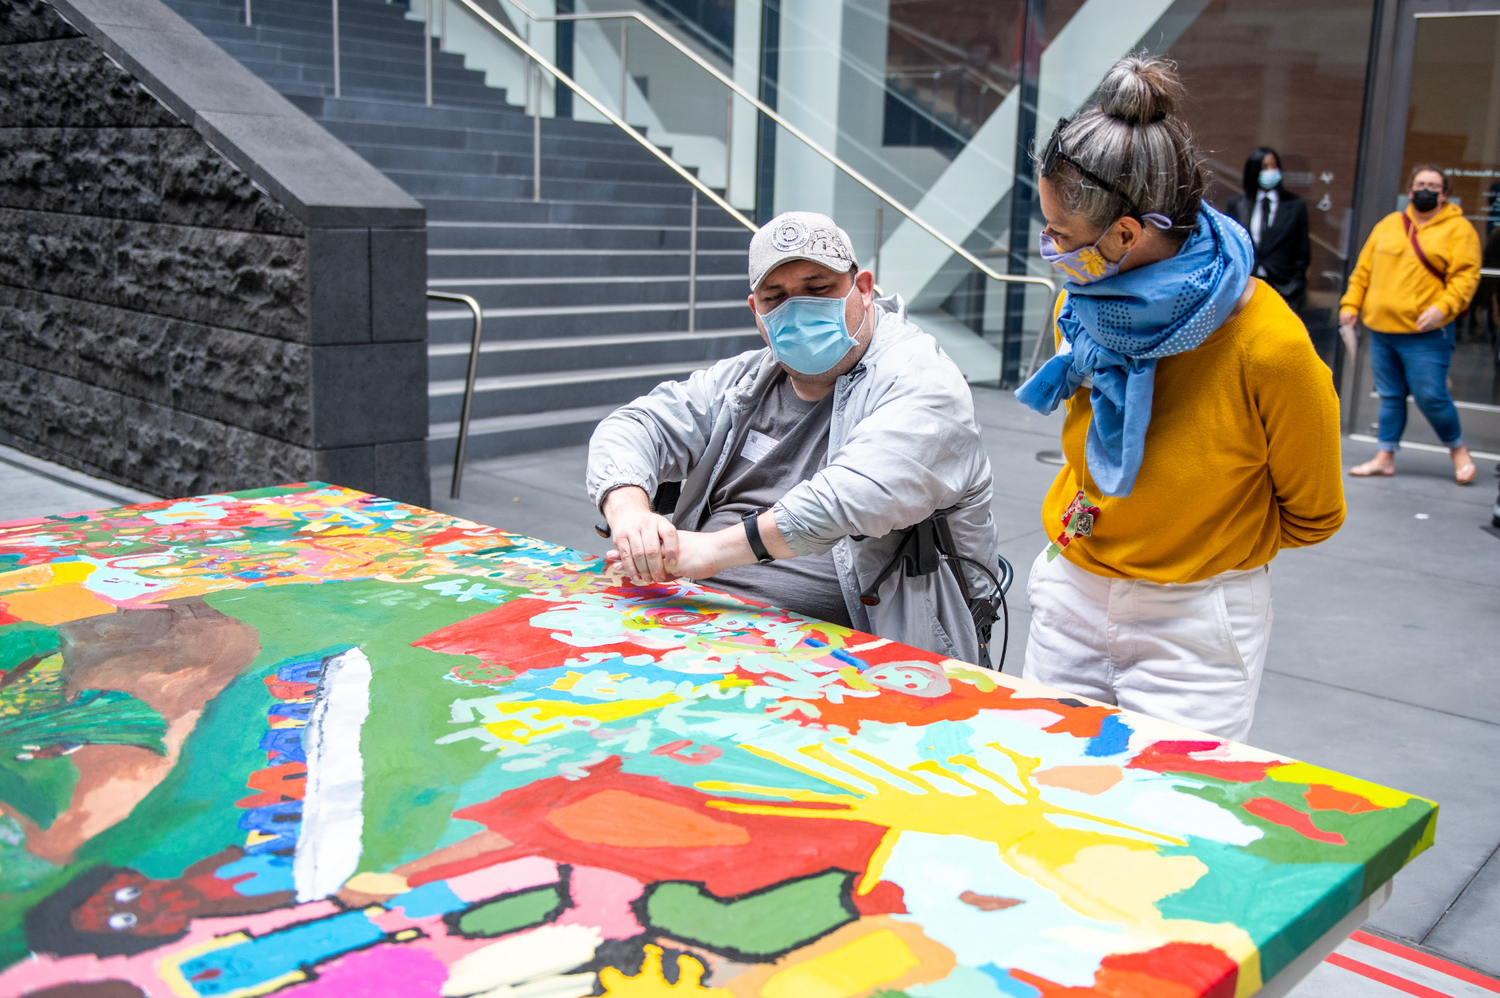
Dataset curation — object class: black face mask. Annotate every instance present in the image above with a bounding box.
[1410,189,1440,213]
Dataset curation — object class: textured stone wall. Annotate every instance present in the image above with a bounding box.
[0,0,429,503]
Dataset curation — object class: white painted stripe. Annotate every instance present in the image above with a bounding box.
[294,648,373,902]
[1335,937,1500,998]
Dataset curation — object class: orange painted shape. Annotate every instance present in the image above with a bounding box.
[1034,765,1123,795]
[1304,784,1381,814]
[1,582,115,625]
[1243,797,1347,845]
[246,762,307,799]
[544,789,752,848]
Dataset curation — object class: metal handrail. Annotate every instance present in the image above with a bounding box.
[427,291,484,499]
[447,0,1055,296]
[1482,268,1500,277]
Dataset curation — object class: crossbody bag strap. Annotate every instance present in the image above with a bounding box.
[1401,213,1446,283]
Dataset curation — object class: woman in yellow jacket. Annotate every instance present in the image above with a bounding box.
[1013,56,1345,743]
[1341,165,1481,483]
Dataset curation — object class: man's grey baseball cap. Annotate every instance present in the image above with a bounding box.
[748,211,859,291]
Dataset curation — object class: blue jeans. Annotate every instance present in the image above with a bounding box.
[1369,325,1464,451]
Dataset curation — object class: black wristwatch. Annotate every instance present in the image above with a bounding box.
[742,507,775,564]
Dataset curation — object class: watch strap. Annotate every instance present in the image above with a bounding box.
[742,507,775,564]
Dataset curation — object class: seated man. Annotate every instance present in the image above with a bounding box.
[586,211,999,663]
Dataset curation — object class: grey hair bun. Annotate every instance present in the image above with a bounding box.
[1093,55,1184,125]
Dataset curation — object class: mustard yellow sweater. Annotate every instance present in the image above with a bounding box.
[1043,280,1346,583]
[1340,203,1481,332]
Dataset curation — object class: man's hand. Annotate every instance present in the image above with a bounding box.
[603,486,679,584]
[1415,305,1446,333]
[1339,310,1358,334]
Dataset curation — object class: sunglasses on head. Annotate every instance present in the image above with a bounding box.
[1040,117,1143,220]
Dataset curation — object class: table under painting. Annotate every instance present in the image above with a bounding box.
[0,484,1436,998]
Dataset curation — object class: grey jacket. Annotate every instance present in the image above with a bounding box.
[586,295,999,663]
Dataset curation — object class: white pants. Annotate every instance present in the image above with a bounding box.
[1022,549,1273,742]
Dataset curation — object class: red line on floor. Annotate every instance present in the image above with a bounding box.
[1326,953,1455,998]
[1351,931,1500,994]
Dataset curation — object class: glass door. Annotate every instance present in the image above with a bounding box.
[1403,8,1500,405]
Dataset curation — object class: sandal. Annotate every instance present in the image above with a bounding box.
[1455,462,1476,485]
[1349,459,1395,477]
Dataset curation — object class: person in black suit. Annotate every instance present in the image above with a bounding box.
[1226,146,1311,310]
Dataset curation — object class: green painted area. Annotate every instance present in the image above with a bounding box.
[1178,778,1437,895]
[0,622,60,673]
[225,483,335,499]
[454,884,565,937]
[644,869,856,959]
[77,579,509,879]
[0,754,78,829]
[1156,837,1362,982]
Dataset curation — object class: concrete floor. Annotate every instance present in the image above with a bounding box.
[0,444,156,518]
[430,387,1500,979]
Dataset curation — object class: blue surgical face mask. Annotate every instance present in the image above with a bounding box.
[757,285,863,375]
[1258,168,1282,190]
[1038,229,1126,285]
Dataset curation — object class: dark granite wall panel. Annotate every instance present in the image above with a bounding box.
[0,359,317,495]
[0,127,304,234]
[0,0,429,504]
[0,207,308,338]
[0,285,312,443]
[0,37,184,128]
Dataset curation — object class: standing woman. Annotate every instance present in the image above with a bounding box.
[1341,166,1481,484]
[1226,147,1311,311]
[1014,56,1345,743]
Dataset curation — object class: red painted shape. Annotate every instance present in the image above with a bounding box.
[1350,931,1500,993]
[1127,740,1275,783]
[1325,953,1455,998]
[813,676,1112,739]
[263,676,317,700]
[246,762,307,798]
[1242,797,1347,845]
[414,596,644,677]
[0,603,19,625]
[1303,784,1382,814]
[432,756,890,898]
[1100,942,1238,998]
[850,880,907,916]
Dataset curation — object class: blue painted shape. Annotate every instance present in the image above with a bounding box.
[276,656,325,683]
[390,881,466,917]
[177,910,386,995]
[238,800,302,833]
[260,727,306,763]
[214,853,295,896]
[268,701,313,721]
[978,965,1043,998]
[1085,714,1132,757]
[830,648,868,669]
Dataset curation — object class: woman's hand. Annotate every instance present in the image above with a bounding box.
[602,486,679,584]
[1415,305,1446,332]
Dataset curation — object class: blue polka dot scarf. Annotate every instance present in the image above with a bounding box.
[1014,204,1254,497]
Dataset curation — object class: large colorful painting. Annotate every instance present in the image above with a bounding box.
[0,484,1435,998]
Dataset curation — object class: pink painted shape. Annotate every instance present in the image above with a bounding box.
[447,855,560,902]
[280,941,449,998]
[0,901,343,997]
[556,866,646,939]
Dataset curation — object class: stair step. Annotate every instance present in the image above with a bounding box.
[426,328,760,379]
[425,221,750,253]
[427,360,716,423]
[426,248,744,280]
[426,299,750,343]
[427,403,620,463]
[345,144,686,182]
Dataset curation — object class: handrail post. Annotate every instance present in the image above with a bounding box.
[724,92,733,204]
[426,292,485,500]
[331,0,341,98]
[424,0,433,105]
[619,20,628,118]
[872,204,884,286]
[687,189,698,334]
[532,62,542,201]
[439,0,447,51]
[244,0,252,26]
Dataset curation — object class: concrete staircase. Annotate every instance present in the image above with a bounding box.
[162,0,757,462]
